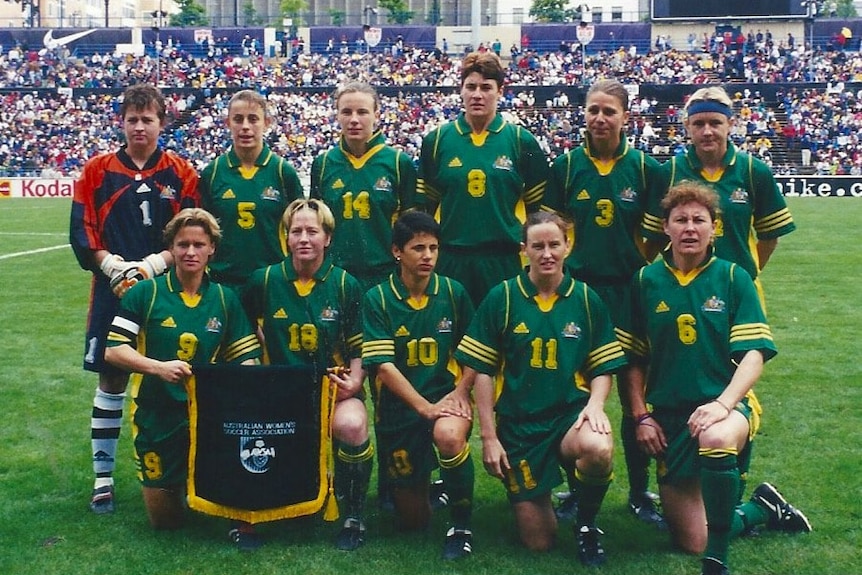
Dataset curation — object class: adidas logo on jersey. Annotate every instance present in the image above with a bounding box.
[332,178,345,189]
[513,322,530,334]
[655,301,670,313]
[161,316,177,327]
[577,189,590,200]
[448,158,463,168]
[222,189,236,199]
[136,183,152,195]
[273,308,288,319]
[395,325,410,337]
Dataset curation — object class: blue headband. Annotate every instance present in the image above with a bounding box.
[687,100,732,117]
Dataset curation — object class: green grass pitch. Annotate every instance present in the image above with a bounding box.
[0,197,858,574]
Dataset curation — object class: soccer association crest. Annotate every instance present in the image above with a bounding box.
[261,186,281,201]
[374,177,393,192]
[159,184,178,200]
[493,155,514,171]
[562,322,582,339]
[702,296,726,313]
[239,436,276,474]
[436,317,453,333]
[319,306,339,322]
[205,316,223,333]
[730,188,749,203]
[619,187,637,202]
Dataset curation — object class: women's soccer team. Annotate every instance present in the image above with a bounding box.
[70,52,810,575]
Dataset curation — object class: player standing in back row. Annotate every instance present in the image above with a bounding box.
[417,51,550,307]
[70,83,200,514]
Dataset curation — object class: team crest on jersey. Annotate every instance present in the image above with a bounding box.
[222,189,236,199]
[562,322,582,339]
[319,306,339,322]
[136,182,151,195]
[395,325,410,337]
[513,322,530,334]
[239,437,275,474]
[261,186,280,201]
[159,184,177,200]
[374,177,393,192]
[730,188,749,203]
[655,301,670,313]
[493,155,514,171]
[702,296,726,313]
[436,317,453,333]
[206,317,223,333]
[448,158,463,168]
[332,178,345,189]
[273,308,288,319]
[577,189,590,201]
[619,187,637,202]
[161,316,177,328]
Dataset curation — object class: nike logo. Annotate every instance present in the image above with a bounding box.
[43,29,97,50]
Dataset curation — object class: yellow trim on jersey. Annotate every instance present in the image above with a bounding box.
[407,294,429,310]
[534,293,559,312]
[458,334,498,367]
[179,292,202,308]
[469,131,490,146]
[345,143,387,169]
[293,278,316,296]
[729,322,774,343]
[238,165,260,179]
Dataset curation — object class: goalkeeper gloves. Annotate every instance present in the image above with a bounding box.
[108,253,168,298]
[99,253,127,279]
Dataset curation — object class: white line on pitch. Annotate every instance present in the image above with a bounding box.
[0,244,70,260]
[0,232,67,236]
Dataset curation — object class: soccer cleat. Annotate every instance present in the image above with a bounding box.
[229,527,264,552]
[750,482,812,533]
[629,491,667,530]
[700,556,730,575]
[429,478,449,510]
[575,525,606,567]
[442,527,473,560]
[553,490,578,522]
[335,517,366,551]
[89,485,115,515]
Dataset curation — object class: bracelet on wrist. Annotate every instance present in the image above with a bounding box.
[713,398,732,415]
[635,413,653,424]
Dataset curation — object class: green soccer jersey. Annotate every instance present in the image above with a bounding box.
[544,137,663,284]
[455,271,627,421]
[106,270,261,406]
[362,273,474,432]
[200,144,304,286]
[652,143,795,279]
[310,132,418,285]
[620,248,777,410]
[417,112,549,251]
[243,256,363,370]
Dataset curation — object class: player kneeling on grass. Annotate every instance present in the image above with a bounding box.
[362,212,476,560]
[104,208,261,529]
[455,211,626,567]
[620,182,811,575]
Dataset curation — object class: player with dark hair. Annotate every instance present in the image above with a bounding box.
[455,211,626,567]
[200,89,303,288]
[417,51,550,307]
[243,198,371,552]
[70,83,199,514]
[362,211,475,559]
[103,207,261,530]
[621,182,810,575]
[310,81,417,293]
[544,78,666,528]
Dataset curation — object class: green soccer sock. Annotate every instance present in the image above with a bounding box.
[732,500,770,537]
[573,468,613,527]
[621,414,651,497]
[336,440,374,521]
[700,448,739,565]
[439,444,474,530]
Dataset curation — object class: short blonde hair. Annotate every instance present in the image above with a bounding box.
[163,208,222,248]
[282,198,336,237]
[684,86,734,120]
[228,89,271,119]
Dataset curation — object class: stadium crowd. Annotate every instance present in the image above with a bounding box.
[4,42,862,178]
